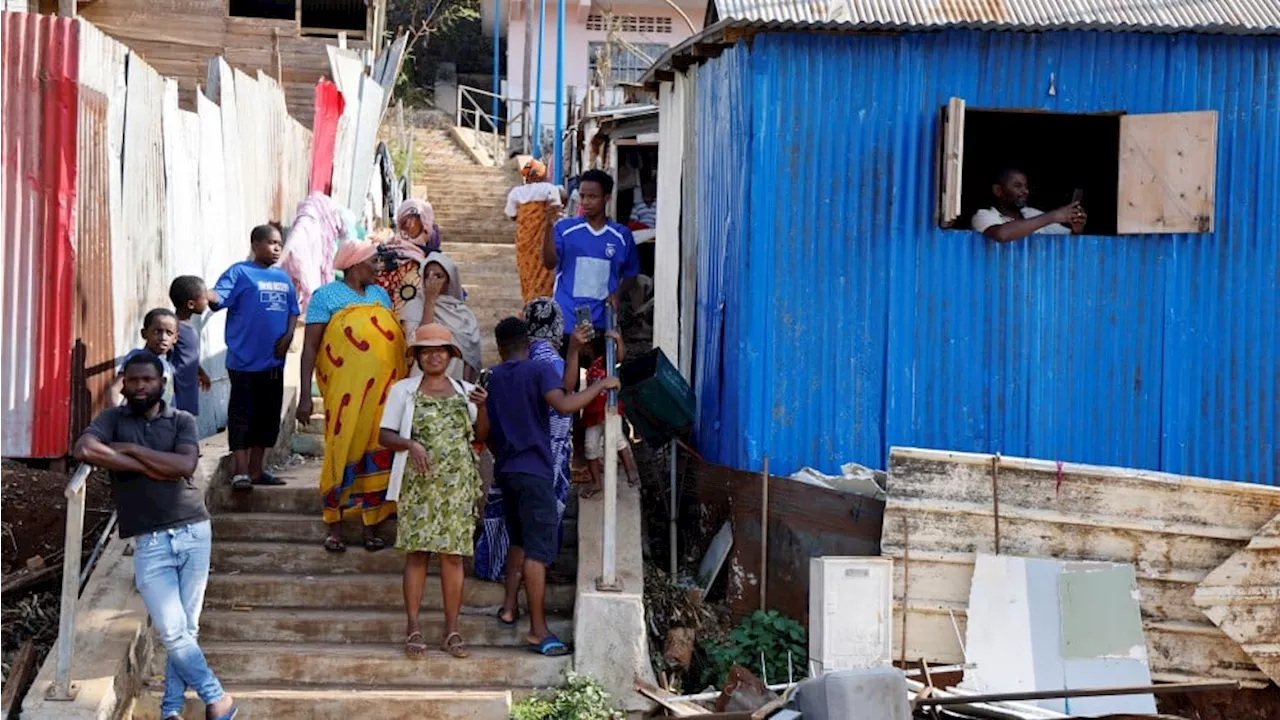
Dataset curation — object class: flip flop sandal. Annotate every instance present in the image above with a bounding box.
[252,471,287,486]
[527,634,571,657]
[404,631,428,658]
[363,535,387,552]
[211,708,239,720]
[496,607,520,627]
[323,536,346,553]
[579,485,601,499]
[230,474,253,492]
[442,632,471,658]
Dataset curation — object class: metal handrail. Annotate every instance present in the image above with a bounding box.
[456,84,561,162]
[48,463,93,701]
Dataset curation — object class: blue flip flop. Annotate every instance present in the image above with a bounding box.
[527,634,571,657]
[211,708,239,720]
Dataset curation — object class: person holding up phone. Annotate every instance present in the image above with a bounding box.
[972,168,1087,242]
[541,169,639,349]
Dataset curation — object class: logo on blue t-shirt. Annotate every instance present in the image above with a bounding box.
[605,243,617,258]
[258,280,291,312]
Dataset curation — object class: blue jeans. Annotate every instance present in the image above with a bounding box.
[132,520,223,716]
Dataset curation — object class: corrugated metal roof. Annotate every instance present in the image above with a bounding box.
[882,448,1280,685]
[686,29,1279,485]
[707,0,1280,34]
[2,12,78,458]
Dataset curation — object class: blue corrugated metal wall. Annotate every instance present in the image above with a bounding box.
[692,30,1279,484]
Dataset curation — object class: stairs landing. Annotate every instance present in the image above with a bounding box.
[132,463,577,719]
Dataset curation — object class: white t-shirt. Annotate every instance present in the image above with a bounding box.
[972,206,1071,235]
[505,182,562,218]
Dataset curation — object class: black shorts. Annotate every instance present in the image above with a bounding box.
[227,367,284,451]
[496,471,560,565]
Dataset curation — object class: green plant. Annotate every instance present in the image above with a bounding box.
[701,610,808,687]
[510,671,623,720]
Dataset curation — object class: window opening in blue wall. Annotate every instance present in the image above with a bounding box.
[938,98,1218,236]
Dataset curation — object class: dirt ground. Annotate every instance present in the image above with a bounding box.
[1158,687,1280,720]
[2,461,114,692]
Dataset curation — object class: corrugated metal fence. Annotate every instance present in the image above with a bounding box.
[1,12,314,455]
[690,30,1279,485]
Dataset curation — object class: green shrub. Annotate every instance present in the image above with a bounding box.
[510,671,623,720]
[701,610,807,687]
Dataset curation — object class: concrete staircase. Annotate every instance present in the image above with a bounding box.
[415,126,525,367]
[134,460,579,719]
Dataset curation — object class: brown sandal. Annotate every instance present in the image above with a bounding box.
[404,631,427,658]
[442,632,471,658]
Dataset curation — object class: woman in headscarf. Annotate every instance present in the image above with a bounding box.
[377,198,442,340]
[474,297,575,585]
[297,240,407,553]
[505,160,562,304]
[402,252,483,382]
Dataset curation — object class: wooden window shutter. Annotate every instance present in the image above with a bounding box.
[1116,110,1218,234]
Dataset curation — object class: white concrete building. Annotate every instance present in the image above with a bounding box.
[480,0,703,154]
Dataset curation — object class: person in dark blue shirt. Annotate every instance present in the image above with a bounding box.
[168,276,212,418]
[485,317,617,656]
[541,169,639,338]
[210,223,299,490]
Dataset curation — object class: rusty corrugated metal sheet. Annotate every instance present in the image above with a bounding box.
[706,0,1280,33]
[70,19,124,438]
[880,447,1280,686]
[1194,513,1280,685]
[1,11,78,458]
[690,30,1279,486]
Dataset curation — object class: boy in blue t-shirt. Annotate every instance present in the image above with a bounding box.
[485,317,618,657]
[167,276,212,418]
[544,169,640,337]
[210,223,299,491]
[116,308,178,407]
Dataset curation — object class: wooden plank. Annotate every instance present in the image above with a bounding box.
[1,640,38,713]
[882,448,1280,686]
[1194,513,1280,684]
[653,79,683,366]
[676,68,698,381]
[937,97,964,228]
[1117,110,1217,234]
[346,74,385,213]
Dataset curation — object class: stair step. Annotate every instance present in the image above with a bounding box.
[198,642,572,688]
[210,540,578,575]
[200,607,574,646]
[134,685,514,720]
[212,512,578,549]
[206,573,576,612]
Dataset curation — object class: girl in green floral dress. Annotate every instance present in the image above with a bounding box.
[379,324,489,659]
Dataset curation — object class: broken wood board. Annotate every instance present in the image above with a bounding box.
[880,447,1280,686]
[1193,512,1280,685]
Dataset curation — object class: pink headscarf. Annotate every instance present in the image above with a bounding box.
[396,199,434,241]
[333,240,377,271]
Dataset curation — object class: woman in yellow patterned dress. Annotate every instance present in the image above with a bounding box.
[505,159,563,304]
[297,240,406,553]
[379,324,489,659]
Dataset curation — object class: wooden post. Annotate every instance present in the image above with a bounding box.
[760,455,769,612]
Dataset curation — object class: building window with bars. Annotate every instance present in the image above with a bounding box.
[588,41,669,85]
[586,14,674,33]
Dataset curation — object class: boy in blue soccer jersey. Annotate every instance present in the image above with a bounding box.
[209,223,299,491]
[540,169,639,344]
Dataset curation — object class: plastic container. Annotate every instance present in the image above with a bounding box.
[618,348,695,445]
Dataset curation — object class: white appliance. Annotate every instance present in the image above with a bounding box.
[808,557,894,676]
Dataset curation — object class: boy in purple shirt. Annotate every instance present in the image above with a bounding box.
[485,317,618,656]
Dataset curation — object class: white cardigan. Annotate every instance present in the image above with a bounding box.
[379,376,478,502]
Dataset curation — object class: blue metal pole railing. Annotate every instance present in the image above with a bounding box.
[553,0,564,178]
[532,0,546,159]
